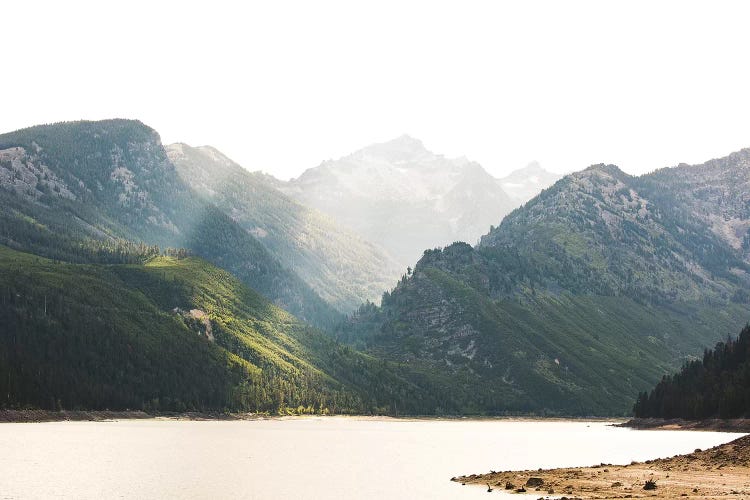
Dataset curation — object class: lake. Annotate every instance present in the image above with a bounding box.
[0,417,744,499]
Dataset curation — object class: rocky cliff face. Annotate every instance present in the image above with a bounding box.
[0,147,76,201]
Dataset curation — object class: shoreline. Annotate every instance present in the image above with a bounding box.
[619,417,750,433]
[6,410,750,432]
[0,409,271,423]
[0,409,627,424]
[454,433,750,499]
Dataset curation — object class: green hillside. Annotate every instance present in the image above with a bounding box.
[0,120,341,327]
[0,245,432,414]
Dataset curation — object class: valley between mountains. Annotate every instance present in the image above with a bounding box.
[1,118,749,416]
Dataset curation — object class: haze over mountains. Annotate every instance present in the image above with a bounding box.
[165,143,402,312]
[277,135,560,265]
[163,137,554,307]
[1,118,749,416]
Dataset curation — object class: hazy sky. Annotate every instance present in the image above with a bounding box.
[3,1,750,179]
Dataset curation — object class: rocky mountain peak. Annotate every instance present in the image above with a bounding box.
[383,133,425,149]
[519,160,544,173]
[371,133,425,149]
[579,163,626,178]
[279,136,520,265]
[196,145,236,167]
[352,134,431,164]
[498,161,563,204]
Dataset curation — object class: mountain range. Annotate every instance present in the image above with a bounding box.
[277,135,560,265]
[2,118,748,416]
[339,154,750,414]
[0,120,396,327]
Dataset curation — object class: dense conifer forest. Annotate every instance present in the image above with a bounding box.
[633,324,750,419]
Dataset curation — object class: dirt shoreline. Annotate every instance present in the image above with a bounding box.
[0,410,627,424]
[454,434,750,499]
[619,418,750,433]
[0,409,273,423]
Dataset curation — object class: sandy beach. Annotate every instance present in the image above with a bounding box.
[454,433,750,499]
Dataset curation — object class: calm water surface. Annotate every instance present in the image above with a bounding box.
[0,418,744,499]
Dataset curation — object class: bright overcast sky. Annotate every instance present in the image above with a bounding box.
[3,0,750,179]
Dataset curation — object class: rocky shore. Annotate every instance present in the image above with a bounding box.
[453,434,750,498]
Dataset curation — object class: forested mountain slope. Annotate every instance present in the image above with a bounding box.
[0,245,433,414]
[339,151,750,415]
[0,120,339,327]
[634,323,750,419]
[166,143,401,312]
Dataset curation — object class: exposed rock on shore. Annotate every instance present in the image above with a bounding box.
[454,434,750,498]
